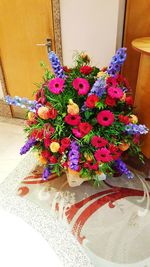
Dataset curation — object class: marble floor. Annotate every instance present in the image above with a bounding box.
[0,117,64,267]
[0,207,62,267]
[0,117,25,183]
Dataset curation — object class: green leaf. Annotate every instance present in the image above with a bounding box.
[84,110,92,119]
[96,101,105,110]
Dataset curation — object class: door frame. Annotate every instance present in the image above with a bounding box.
[0,0,63,118]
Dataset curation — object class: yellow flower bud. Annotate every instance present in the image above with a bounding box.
[68,99,74,104]
[50,142,60,153]
[67,100,79,115]
[84,152,93,161]
[97,71,105,78]
[28,112,35,122]
[129,114,138,124]
[120,93,126,102]
[80,53,90,63]
[33,151,40,160]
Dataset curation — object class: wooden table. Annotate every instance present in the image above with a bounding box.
[132,37,150,158]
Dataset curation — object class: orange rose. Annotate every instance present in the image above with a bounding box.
[37,106,50,120]
[119,142,130,151]
[67,100,79,115]
[38,155,47,164]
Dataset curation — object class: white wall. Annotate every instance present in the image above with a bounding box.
[60,0,125,67]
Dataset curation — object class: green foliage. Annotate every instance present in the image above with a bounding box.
[96,101,106,110]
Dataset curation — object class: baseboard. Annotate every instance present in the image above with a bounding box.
[0,99,12,117]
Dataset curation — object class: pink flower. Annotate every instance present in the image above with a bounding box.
[72,78,90,95]
[97,110,115,126]
[94,148,112,162]
[91,136,108,148]
[72,128,83,138]
[48,78,65,94]
[107,87,123,99]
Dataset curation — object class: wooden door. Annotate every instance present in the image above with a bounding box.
[0,0,55,118]
[122,0,150,96]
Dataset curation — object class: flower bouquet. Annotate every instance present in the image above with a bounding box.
[5,48,149,186]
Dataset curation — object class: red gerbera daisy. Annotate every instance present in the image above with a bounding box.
[106,77,117,87]
[109,144,121,160]
[97,110,115,126]
[85,94,99,108]
[108,87,123,99]
[65,114,81,126]
[94,148,112,162]
[78,122,92,135]
[105,96,116,107]
[72,78,90,95]
[91,136,108,148]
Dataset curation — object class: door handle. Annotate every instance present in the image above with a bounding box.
[36,38,52,53]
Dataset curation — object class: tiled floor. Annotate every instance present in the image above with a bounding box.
[0,117,25,183]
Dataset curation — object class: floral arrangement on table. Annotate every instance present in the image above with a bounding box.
[5,48,149,186]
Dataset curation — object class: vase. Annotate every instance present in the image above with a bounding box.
[66,169,106,187]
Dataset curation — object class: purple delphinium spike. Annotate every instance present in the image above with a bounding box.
[48,51,65,78]
[5,95,41,113]
[42,167,51,180]
[89,77,106,97]
[115,159,134,179]
[20,137,36,155]
[125,123,149,135]
[107,47,127,76]
[68,141,80,171]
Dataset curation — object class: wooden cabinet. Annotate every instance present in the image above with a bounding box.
[122,0,150,96]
